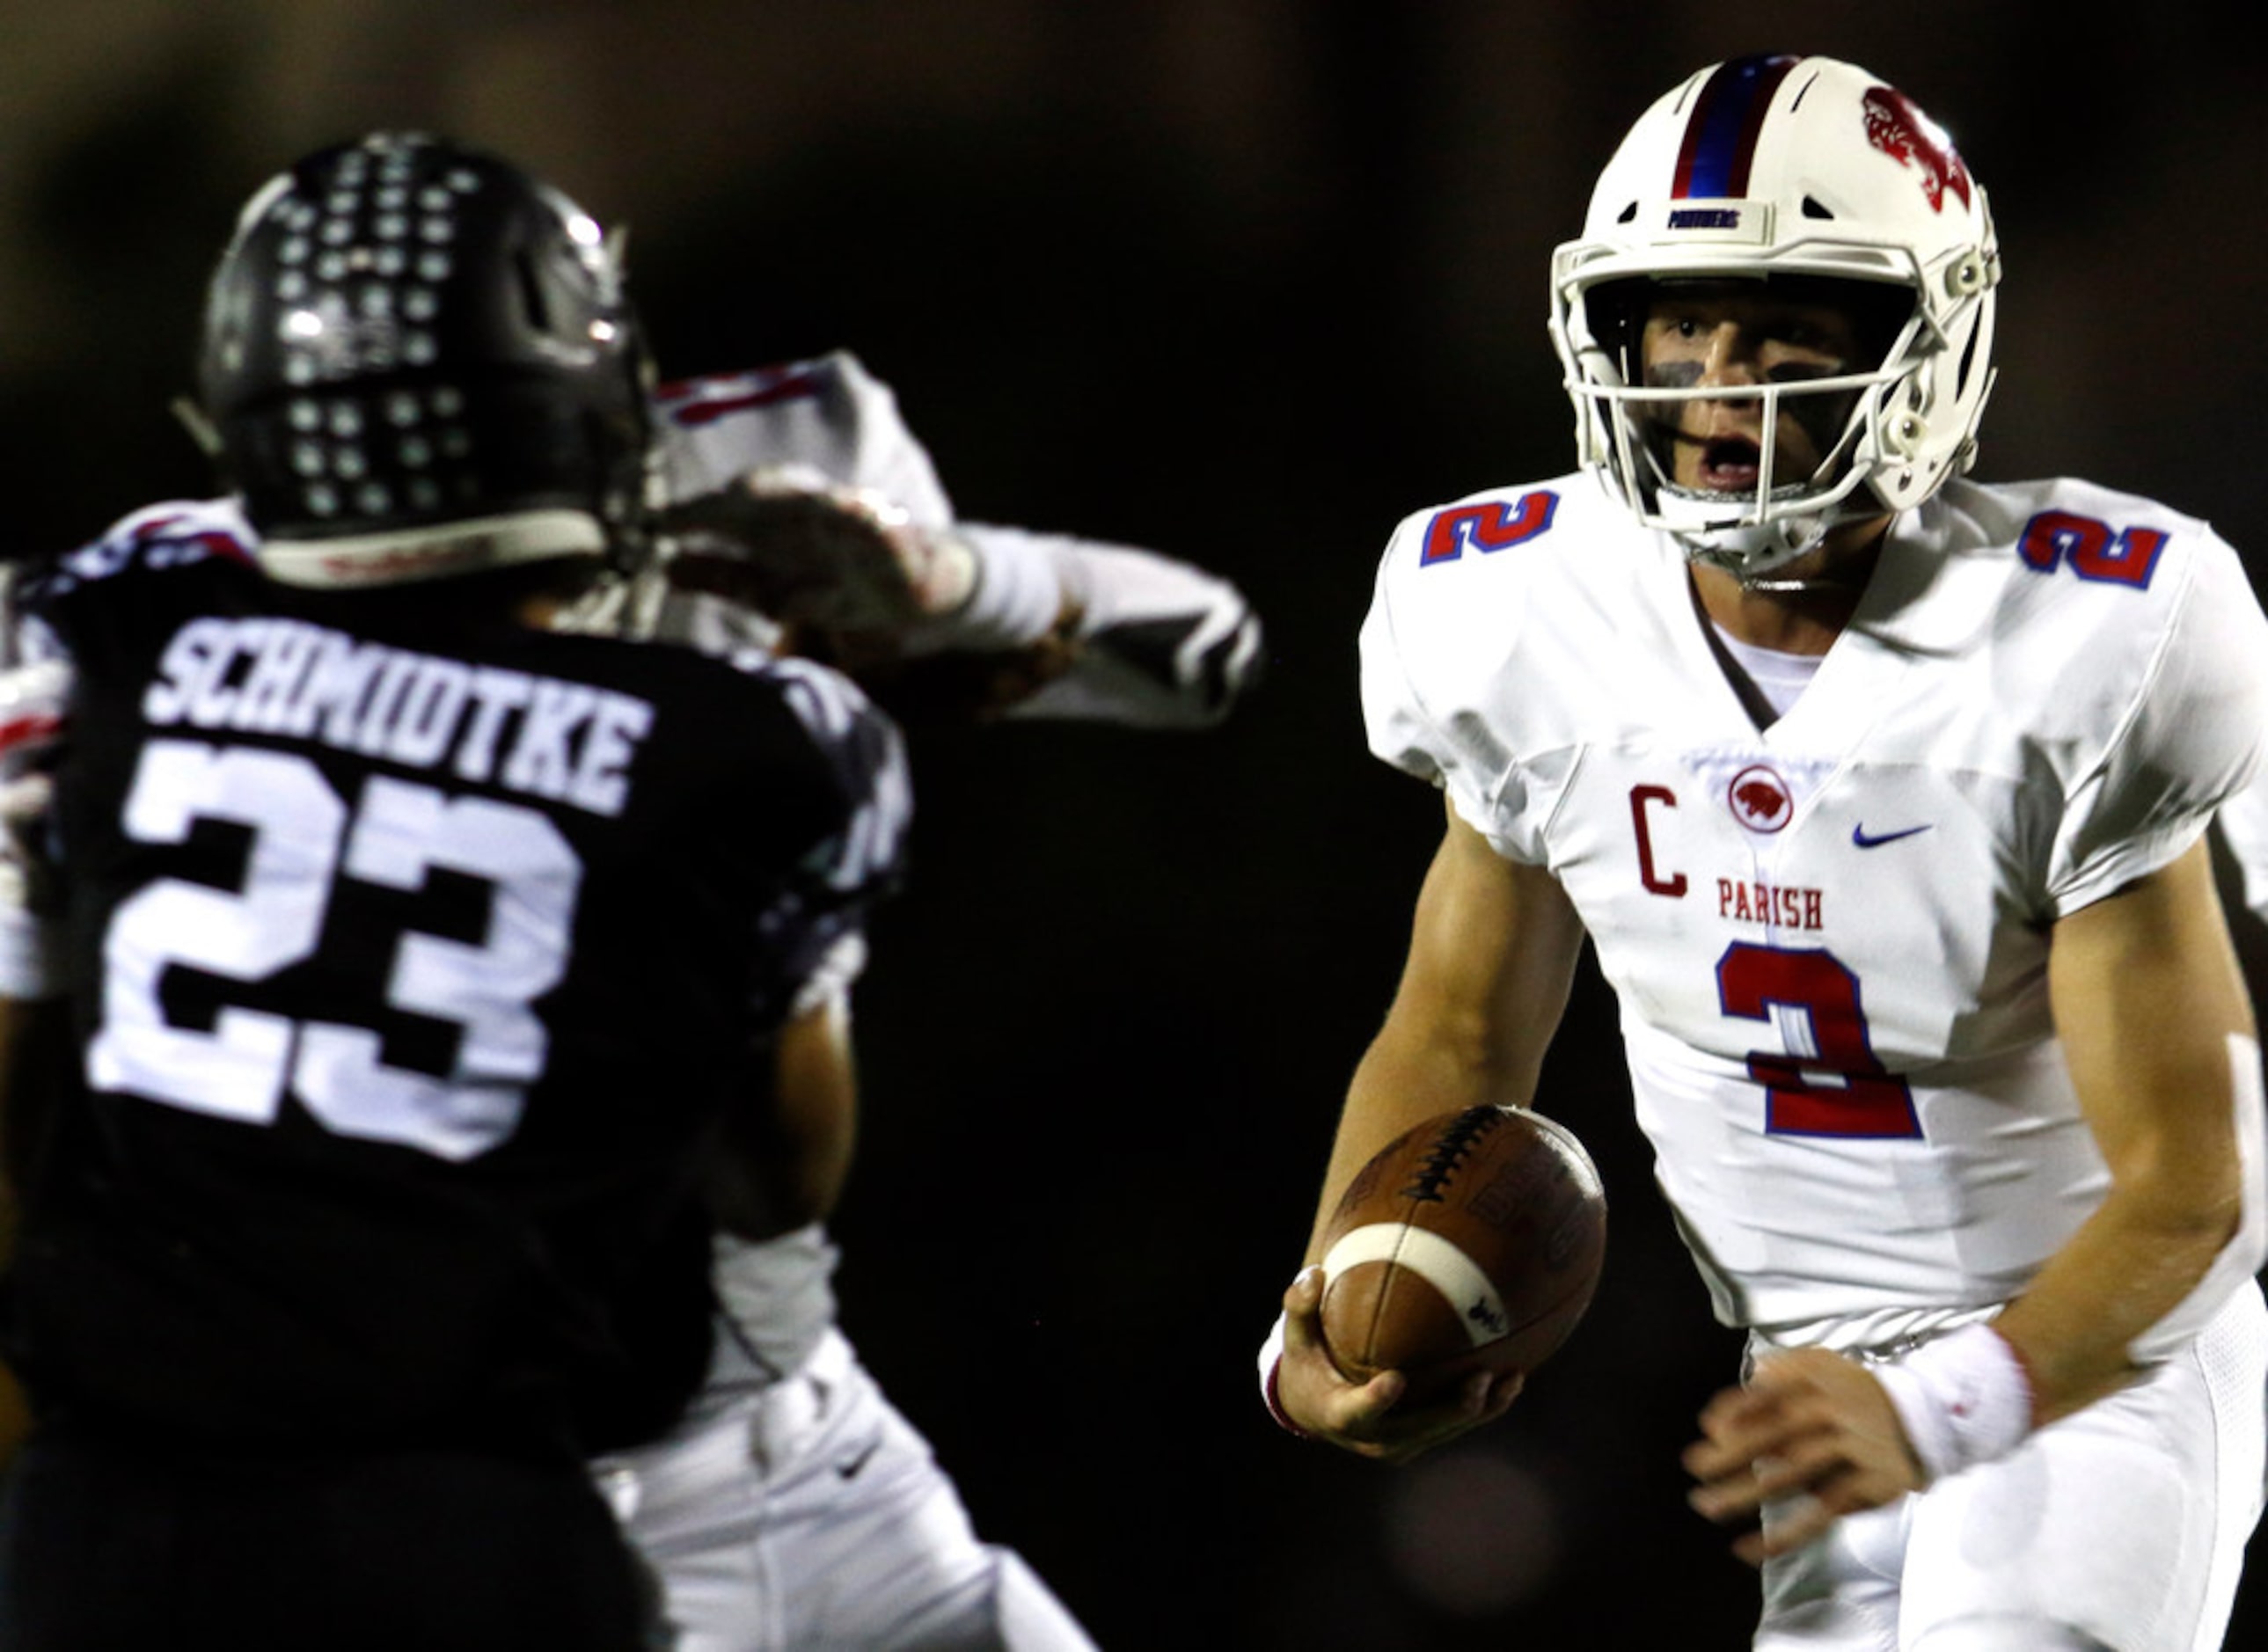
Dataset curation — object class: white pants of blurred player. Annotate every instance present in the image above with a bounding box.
[1754,1283,2268,1651]
[593,1327,1097,1652]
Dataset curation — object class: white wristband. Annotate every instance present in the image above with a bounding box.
[1871,1323,2033,1483]
[944,530,1065,648]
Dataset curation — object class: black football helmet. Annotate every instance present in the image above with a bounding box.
[197,132,651,587]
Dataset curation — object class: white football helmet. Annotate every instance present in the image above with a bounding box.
[1547,55,2000,579]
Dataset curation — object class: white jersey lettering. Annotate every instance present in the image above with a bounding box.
[141,616,654,819]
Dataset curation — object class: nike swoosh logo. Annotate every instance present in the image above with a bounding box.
[836,1438,881,1480]
[1852,823,1932,849]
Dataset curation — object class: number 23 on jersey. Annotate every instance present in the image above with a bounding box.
[89,737,581,1162]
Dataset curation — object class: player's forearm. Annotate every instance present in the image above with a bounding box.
[1302,814,1584,1261]
[707,997,861,1239]
[2020,842,2264,1421]
[1303,1013,1541,1265]
[1995,1136,2244,1424]
[938,529,1262,727]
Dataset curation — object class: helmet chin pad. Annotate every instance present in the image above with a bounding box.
[1655,485,1842,578]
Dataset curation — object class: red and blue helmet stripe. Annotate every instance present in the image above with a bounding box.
[1671,54,1801,199]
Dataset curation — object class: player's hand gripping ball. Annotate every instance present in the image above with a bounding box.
[1318,1106,1606,1400]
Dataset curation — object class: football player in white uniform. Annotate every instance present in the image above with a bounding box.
[1262,55,2268,1651]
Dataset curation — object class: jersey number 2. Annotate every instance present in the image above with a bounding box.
[87,738,582,1161]
[1716,942,1921,1138]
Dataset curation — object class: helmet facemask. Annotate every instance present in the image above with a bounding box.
[1567,270,1935,579]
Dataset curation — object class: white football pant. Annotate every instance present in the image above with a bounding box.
[595,1328,1097,1651]
[1754,1283,2268,1651]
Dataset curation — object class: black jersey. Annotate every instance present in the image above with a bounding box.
[0,503,908,1460]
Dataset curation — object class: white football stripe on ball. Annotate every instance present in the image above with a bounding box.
[1320,1223,1508,1349]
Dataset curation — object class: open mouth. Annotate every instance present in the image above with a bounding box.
[1696,435,1763,493]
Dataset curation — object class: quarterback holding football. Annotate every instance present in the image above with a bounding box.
[1267,54,2268,1652]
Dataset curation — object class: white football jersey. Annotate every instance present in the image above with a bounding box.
[654,351,958,524]
[1363,471,2268,1349]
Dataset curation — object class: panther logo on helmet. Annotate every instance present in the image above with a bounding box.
[1862,87,1973,214]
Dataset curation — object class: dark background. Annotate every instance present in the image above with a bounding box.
[5,4,2266,1646]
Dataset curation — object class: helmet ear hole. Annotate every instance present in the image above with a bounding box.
[1954,317,1984,398]
[514,248,554,336]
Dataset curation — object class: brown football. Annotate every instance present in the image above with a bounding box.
[1317,1106,1606,1400]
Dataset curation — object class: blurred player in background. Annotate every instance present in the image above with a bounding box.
[588,303,1257,1652]
[1262,54,2268,1650]
[544,137,1258,1648]
[1,131,1262,1648]
[0,134,908,1648]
